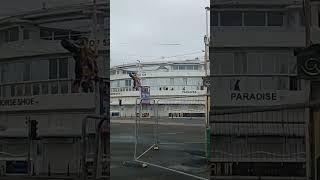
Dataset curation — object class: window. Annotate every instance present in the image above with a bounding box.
[173,65,178,70]
[58,58,68,79]
[211,12,219,26]
[244,11,266,26]
[125,80,131,87]
[247,53,261,74]
[277,77,288,90]
[261,54,276,74]
[16,85,23,96]
[51,82,58,94]
[170,78,174,85]
[10,85,15,97]
[187,65,193,70]
[60,81,69,94]
[220,11,242,26]
[267,12,283,26]
[23,30,30,40]
[33,84,40,95]
[193,65,199,70]
[42,83,49,95]
[290,77,301,91]
[25,84,31,96]
[6,27,19,42]
[40,29,52,40]
[234,52,247,74]
[183,78,188,85]
[49,59,58,79]
[179,65,186,70]
[23,62,31,81]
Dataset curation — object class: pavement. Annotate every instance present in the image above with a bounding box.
[110,117,210,180]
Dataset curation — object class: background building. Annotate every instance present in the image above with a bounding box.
[209,0,320,179]
[0,2,109,177]
[110,59,206,118]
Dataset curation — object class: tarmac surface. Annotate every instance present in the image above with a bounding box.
[110,118,210,180]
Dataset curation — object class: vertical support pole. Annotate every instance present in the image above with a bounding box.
[134,99,139,160]
[26,116,31,176]
[81,117,87,180]
[304,0,312,179]
[204,7,211,161]
[306,106,311,180]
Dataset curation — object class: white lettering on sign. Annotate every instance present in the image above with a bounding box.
[212,163,233,176]
[0,98,39,107]
[231,92,277,101]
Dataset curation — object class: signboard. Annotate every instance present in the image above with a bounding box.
[203,76,211,87]
[0,94,95,112]
[0,98,38,107]
[212,90,307,107]
[296,44,320,79]
[140,86,150,104]
[211,162,305,177]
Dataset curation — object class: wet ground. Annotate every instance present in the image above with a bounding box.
[110,118,210,180]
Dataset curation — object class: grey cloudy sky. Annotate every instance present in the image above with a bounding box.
[111,0,209,66]
[1,0,209,67]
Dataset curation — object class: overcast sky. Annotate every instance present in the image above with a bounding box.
[1,0,209,67]
[111,0,209,66]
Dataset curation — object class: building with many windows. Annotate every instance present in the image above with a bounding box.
[0,2,109,177]
[209,0,320,179]
[110,59,207,118]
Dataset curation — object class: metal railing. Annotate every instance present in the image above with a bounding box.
[0,79,97,98]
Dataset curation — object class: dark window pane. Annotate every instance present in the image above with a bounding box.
[17,85,23,96]
[25,84,31,96]
[51,82,58,94]
[40,29,51,40]
[42,83,48,95]
[59,58,68,79]
[23,63,31,81]
[10,85,15,97]
[33,84,40,95]
[49,59,57,79]
[23,30,30,40]
[60,81,68,94]
[220,11,242,26]
[267,12,283,26]
[211,12,219,26]
[244,11,265,26]
[9,27,19,41]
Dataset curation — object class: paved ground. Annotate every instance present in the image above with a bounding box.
[110,118,210,180]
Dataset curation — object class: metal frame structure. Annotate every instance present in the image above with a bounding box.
[131,96,208,180]
[81,115,108,180]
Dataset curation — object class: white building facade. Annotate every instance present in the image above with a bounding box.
[210,0,320,179]
[110,59,206,119]
[0,2,109,177]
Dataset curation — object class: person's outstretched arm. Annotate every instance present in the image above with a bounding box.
[61,39,80,54]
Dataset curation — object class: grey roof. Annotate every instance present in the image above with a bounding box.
[111,59,204,69]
